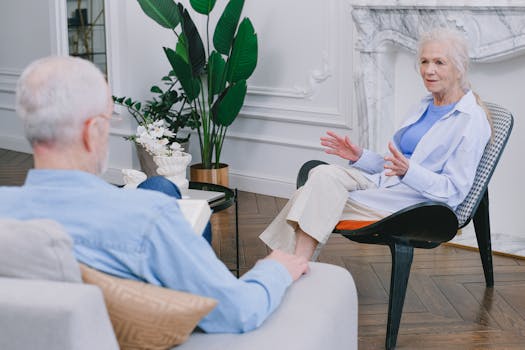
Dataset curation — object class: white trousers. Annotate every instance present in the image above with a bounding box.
[259,164,392,254]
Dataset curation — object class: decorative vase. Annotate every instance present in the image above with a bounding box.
[135,141,189,177]
[190,163,229,187]
[153,152,192,195]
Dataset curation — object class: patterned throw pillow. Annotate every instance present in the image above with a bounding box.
[80,264,217,350]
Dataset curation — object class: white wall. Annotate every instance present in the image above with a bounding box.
[0,0,58,153]
[0,1,524,239]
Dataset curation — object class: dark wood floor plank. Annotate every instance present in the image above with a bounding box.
[275,197,288,211]
[496,284,525,321]
[466,284,525,331]
[255,193,280,217]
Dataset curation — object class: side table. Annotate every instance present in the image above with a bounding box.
[188,181,240,277]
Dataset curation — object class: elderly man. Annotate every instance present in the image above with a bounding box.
[0,56,308,333]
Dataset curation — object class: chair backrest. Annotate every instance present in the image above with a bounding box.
[455,102,514,227]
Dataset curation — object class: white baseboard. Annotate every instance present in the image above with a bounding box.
[229,169,295,199]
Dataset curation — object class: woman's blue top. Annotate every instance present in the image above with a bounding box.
[399,101,456,157]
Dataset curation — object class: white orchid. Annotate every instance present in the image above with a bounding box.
[134,120,185,157]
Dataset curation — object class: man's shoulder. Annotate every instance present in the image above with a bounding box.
[103,186,180,212]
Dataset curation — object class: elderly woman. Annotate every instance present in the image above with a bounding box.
[260,28,492,260]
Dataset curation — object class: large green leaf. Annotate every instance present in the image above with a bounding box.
[137,0,181,29]
[163,47,200,101]
[175,34,189,63]
[208,51,226,97]
[178,3,206,77]
[225,18,257,83]
[211,80,247,127]
[189,0,217,15]
[213,0,245,55]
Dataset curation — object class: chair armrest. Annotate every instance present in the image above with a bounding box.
[297,160,328,188]
[0,277,119,350]
[178,262,358,350]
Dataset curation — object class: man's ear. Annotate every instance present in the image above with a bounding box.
[82,118,98,153]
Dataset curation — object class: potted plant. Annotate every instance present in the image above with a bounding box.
[113,71,199,175]
[137,0,258,186]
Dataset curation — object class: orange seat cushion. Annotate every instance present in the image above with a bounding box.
[335,220,378,231]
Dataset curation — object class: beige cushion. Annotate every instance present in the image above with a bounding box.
[80,264,217,350]
[0,219,81,282]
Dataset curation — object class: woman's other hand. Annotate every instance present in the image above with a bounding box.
[384,142,409,176]
[320,131,363,162]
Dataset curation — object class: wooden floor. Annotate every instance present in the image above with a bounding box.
[2,149,525,349]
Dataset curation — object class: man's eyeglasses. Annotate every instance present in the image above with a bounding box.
[96,112,122,122]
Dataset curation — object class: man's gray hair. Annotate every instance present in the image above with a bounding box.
[416,28,471,91]
[16,56,108,145]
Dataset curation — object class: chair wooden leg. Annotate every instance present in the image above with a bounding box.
[386,243,414,350]
[473,190,494,287]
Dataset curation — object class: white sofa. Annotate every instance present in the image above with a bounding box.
[0,219,358,350]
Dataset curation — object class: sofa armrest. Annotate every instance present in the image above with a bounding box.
[0,277,119,350]
[178,262,358,350]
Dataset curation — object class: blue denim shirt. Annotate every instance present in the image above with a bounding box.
[0,170,292,333]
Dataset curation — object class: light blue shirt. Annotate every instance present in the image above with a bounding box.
[0,170,292,333]
[349,90,491,213]
[398,101,456,157]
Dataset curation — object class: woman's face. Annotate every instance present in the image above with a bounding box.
[419,41,461,98]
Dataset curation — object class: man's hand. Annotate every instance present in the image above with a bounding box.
[384,142,409,177]
[265,250,309,281]
[320,131,363,162]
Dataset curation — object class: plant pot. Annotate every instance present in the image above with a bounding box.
[190,163,229,187]
[135,141,189,177]
[135,144,158,177]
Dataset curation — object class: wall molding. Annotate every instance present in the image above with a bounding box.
[49,0,68,55]
[240,0,352,129]
[187,129,323,151]
[240,103,348,128]
[0,104,15,112]
[104,0,123,97]
[226,130,323,151]
[0,69,21,94]
[248,51,332,100]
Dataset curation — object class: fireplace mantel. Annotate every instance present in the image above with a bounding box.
[351,3,525,150]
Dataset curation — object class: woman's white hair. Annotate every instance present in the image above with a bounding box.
[16,56,108,145]
[416,27,471,91]
[416,27,494,138]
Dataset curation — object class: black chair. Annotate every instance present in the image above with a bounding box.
[296,103,513,349]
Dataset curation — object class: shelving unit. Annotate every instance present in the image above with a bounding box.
[66,0,107,75]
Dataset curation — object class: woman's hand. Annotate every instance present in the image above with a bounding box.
[384,142,409,176]
[320,131,363,162]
